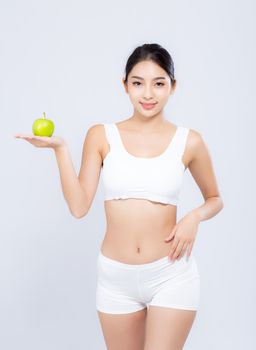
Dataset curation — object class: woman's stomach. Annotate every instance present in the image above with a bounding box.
[101,198,177,264]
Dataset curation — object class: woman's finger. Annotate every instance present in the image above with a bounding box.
[168,237,179,258]
[187,241,194,257]
[14,134,33,138]
[169,240,184,260]
[177,244,188,260]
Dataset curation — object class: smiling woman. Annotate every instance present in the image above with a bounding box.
[15,42,224,350]
[91,43,223,350]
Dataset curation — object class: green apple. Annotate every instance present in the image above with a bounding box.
[32,112,55,137]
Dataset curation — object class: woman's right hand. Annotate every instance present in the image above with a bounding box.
[14,134,66,150]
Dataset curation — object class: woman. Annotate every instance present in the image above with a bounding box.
[15,43,224,350]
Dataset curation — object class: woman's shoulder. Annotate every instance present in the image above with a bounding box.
[180,126,206,157]
[83,123,108,154]
[179,124,203,140]
[85,123,106,137]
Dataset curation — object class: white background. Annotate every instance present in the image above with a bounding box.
[1,0,255,349]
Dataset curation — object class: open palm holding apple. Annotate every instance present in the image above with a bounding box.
[14,112,66,150]
[14,133,65,149]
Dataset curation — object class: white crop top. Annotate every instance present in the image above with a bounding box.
[101,123,190,206]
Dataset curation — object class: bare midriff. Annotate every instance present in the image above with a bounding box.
[101,198,177,264]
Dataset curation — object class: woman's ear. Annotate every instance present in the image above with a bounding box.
[170,80,177,95]
[122,78,128,93]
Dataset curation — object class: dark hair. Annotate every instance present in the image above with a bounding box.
[123,43,176,86]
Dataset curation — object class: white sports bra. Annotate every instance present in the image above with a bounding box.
[102,123,190,206]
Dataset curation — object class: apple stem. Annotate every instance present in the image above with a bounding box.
[43,112,46,119]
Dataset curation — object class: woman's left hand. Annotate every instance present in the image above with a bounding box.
[164,211,201,261]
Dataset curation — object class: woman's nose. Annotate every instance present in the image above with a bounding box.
[143,87,154,99]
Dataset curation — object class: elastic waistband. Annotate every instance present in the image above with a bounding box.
[98,250,191,270]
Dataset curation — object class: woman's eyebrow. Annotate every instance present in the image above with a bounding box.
[130,76,166,80]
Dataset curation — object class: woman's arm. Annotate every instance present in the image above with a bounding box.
[54,145,88,218]
[186,130,224,223]
[54,124,103,218]
[190,197,223,222]
[165,129,224,260]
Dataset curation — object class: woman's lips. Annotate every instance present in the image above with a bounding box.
[140,102,157,110]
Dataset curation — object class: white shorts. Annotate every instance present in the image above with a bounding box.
[96,251,200,314]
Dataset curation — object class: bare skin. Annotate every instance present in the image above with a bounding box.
[15,60,224,349]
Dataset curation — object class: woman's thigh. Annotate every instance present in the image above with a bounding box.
[144,306,197,350]
[96,251,149,349]
[141,255,200,349]
[97,308,147,350]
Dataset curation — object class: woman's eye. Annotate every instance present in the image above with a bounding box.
[132,82,165,86]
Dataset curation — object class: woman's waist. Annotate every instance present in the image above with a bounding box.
[105,223,176,237]
[104,207,176,231]
[104,212,176,239]
[100,238,174,264]
[101,226,175,264]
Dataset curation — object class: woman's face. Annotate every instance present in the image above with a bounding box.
[123,60,176,117]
